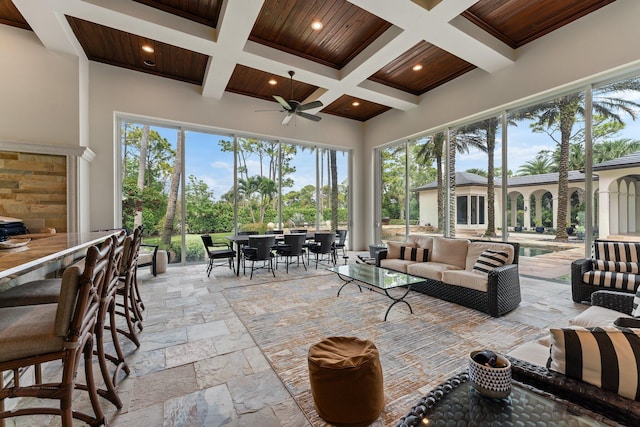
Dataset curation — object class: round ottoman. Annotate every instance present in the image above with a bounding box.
[155,249,168,274]
[308,336,384,426]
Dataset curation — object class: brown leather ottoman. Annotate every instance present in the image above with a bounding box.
[308,336,384,426]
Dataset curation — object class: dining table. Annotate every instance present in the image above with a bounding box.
[0,230,118,288]
[227,232,316,276]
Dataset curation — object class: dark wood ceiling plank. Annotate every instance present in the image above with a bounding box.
[132,0,223,28]
[0,0,30,30]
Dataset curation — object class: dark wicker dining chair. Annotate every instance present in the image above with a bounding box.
[309,232,336,269]
[243,235,276,279]
[276,233,307,273]
[201,234,236,276]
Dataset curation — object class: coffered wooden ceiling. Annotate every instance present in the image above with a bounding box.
[2,0,616,122]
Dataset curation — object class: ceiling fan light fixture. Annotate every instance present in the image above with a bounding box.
[311,20,323,31]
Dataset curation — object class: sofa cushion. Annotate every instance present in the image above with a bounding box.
[430,237,469,269]
[594,241,640,262]
[386,241,416,259]
[407,262,462,281]
[440,270,488,292]
[379,258,419,274]
[548,325,640,401]
[465,242,515,270]
[595,259,640,274]
[583,270,640,292]
[569,305,633,328]
[472,250,509,275]
[507,341,550,367]
[407,235,434,252]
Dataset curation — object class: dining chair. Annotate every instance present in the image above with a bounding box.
[243,235,276,279]
[309,232,336,269]
[201,234,235,276]
[0,241,112,427]
[276,233,307,273]
[334,230,347,256]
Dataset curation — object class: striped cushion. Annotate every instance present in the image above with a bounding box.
[594,241,640,263]
[472,250,509,275]
[632,290,640,317]
[594,259,640,274]
[399,246,428,262]
[548,325,640,401]
[582,270,640,292]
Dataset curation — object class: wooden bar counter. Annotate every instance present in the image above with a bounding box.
[0,231,116,289]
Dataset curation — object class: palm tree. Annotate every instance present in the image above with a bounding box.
[162,130,183,246]
[593,138,640,163]
[516,154,555,175]
[516,78,640,240]
[329,150,339,232]
[416,132,445,231]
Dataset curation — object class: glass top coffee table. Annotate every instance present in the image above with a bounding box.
[328,264,425,321]
[397,371,617,426]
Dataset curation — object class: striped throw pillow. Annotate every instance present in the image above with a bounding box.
[548,325,640,401]
[399,246,428,262]
[594,259,640,274]
[472,250,509,275]
[632,289,640,317]
[594,241,640,263]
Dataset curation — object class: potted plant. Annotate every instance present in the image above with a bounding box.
[534,217,544,233]
[576,225,585,240]
[514,225,523,232]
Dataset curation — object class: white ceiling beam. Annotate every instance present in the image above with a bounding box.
[202,0,265,99]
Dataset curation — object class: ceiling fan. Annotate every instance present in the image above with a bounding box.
[267,71,323,125]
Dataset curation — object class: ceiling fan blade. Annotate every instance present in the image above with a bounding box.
[282,113,294,125]
[273,95,292,111]
[298,100,323,111]
[298,112,321,122]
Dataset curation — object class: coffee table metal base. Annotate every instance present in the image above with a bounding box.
[335,273,413,321]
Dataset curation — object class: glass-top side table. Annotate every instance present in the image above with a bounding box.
[396,372,617,426]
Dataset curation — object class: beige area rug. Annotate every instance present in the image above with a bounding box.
[221,268,552,426]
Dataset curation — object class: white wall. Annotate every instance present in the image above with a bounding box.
[0,26,79,145]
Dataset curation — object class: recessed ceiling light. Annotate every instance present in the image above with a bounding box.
[311,21,323,31]
[143,59,156,67]
[141,45,154,53]
[412,64,423,71]
[268,78,277,85]
[352,101,360,107]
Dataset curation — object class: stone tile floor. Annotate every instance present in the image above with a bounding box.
[3,252,589,426]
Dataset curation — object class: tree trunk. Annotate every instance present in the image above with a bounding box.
[162,130,183,246]
[555,113,573,240]
[448,131,456,237]
[134,125,149,229]
[485,125,496,237]
[330,150,338,232]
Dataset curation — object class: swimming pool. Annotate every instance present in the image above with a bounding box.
[519,246,568,257]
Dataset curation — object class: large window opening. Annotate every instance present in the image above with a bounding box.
[119,121,350,266]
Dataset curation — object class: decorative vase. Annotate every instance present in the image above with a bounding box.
[468,350,511,399]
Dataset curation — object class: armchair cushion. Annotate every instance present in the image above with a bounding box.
[633,288,640,317]
[569,305,633,328]
[548,325,640,401]
[594,241,640,262]
[595,259,640,274]
[583,270,639,292]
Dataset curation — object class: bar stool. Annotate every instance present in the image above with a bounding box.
[0,231,130,409]
[0,241,112,426]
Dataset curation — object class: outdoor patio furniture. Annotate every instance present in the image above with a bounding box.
[243,235,276,279]
[308,232,336,269]
[0,241,113,427]
[571,239,640,303]
[201,234,236,276]
[333,229,347,256]
[276,233,307,273]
